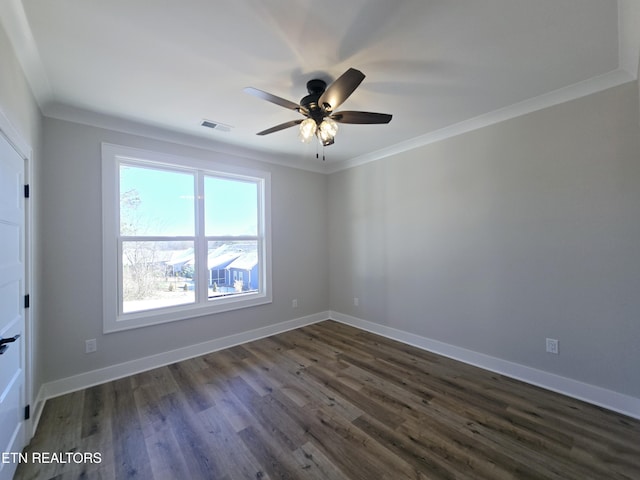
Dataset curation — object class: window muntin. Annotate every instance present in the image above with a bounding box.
[102,143,271,332]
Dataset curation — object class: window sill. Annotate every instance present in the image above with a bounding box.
[103,292,272,333]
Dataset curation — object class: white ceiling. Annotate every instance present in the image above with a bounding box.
[2,0,639,172]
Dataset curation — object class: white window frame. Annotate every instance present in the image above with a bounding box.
[101,143,272,333]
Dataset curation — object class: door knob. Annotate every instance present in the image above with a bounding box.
[0,334,20,354]
[0,334,20,346]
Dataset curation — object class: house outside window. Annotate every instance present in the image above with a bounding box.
[102,143,271,332]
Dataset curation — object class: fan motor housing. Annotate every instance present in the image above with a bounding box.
[306,79,326,94]
[300,79,327,120]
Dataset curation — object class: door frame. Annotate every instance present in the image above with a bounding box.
[0,106,34,440]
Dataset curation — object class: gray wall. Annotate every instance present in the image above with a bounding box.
[328,81,640,398]
[39,117,329,382]
[3,17,639,406]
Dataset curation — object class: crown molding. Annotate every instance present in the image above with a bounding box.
[0,0,53,104]
[324,69,634,174]
[41,66,637,177]
[43,103,327,174]
[2,1,636,176]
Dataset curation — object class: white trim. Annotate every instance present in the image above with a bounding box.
[47,104,327,173]
[30,309,639,434]
[330,311,640,420]
[1,0,636,175]
[0,106,32,160]
[0,107,35,444]
[38,312,329,403]
[31,384,46,437]
[0,0,54,105]
[325,69,634,173]
[45,70,636,177]
[101,143,273,333]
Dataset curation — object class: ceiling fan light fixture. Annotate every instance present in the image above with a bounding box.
[319,118,338,137]
[299,118,317,143]
[320,136,335,147]
[246,68,392,153]
[318,118,338,145]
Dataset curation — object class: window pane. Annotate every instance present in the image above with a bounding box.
[120,164,195,236]
[205,177,258,236]
[207,240,258,298]
[122,240,195,313]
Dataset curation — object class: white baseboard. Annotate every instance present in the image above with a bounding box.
[31,385,47,437]
[37,312,329,407]
[31,308,639,437]
[330,311,640,420]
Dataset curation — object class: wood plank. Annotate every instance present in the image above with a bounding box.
[197,404,266,480]
[291,441,350,480]
[158,391,225,479]
[111,377,155,479]
[14,320,640,480]
[143,419,191,480]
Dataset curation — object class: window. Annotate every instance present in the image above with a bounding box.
[102,143,271,332]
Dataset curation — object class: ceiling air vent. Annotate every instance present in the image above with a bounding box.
[201,119,232,132]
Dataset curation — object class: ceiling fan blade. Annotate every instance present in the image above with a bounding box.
[331,111,392,124]
[244,87,301,111]
[256,119,303,136]
[318,68,365,112]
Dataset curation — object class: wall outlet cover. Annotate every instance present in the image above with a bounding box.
[546,338,559,354]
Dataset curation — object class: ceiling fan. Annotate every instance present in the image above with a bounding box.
[244,68,392,146]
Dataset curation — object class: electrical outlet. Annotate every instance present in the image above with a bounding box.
[354,297,359,307]
[85,339,97,354]
[546,338,559,354]
[292,299,298,308]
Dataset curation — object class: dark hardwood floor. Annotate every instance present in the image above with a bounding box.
[15,320,640,479]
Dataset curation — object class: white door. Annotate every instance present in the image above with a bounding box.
[0,132,26,480]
